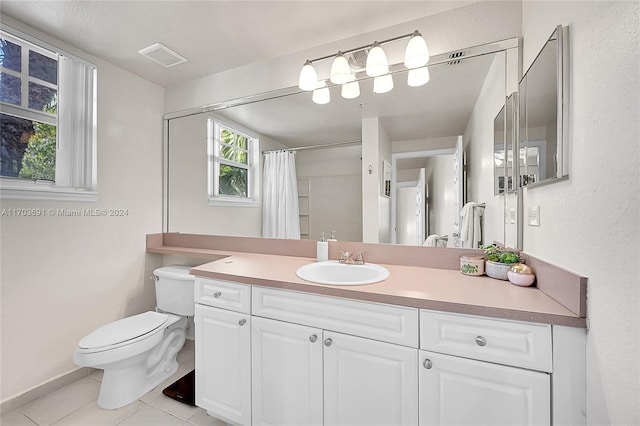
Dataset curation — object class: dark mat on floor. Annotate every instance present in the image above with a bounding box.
[162,369,195,406]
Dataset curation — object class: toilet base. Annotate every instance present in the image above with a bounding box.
[96,316,188,409]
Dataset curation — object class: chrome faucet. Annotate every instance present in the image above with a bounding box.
[338,251,366,265]
[338,251,354,264]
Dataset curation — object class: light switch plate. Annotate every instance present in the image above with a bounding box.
[528,206,540,226]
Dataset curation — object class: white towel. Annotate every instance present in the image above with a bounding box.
[423,234,439,247]
[460,202,484,248]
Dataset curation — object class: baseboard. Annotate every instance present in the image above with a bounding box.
[0,367,95,414]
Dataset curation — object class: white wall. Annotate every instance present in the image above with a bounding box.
[521,2,639,425]
[296,146,362,242]
[426,155,457,240]
[0,18,165,402]
[362,118,391,243]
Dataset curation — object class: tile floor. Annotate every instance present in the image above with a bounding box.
[1,341,229,426]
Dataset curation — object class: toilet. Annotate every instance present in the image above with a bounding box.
[73,265,195,409]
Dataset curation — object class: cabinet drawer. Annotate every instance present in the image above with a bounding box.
[253,286,418,347]
[420,310,552,372]
[195,277,251,314]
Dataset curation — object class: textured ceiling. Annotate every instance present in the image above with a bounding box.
[0,0,474,87]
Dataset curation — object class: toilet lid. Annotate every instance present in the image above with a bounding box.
[78,311,168,350]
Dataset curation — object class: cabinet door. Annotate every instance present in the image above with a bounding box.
[252,317,323,426]
[195,304,251,426]
[419,350,550,426]
[324,331,418,426]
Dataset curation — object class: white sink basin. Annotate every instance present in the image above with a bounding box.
[296,261,389,286]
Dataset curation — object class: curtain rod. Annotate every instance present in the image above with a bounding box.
[262,140,361,154]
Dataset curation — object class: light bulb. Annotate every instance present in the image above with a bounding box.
[373,74,394,94]
[366,42,389,77]
[312,81,330,104]
[404,30,430,69]
[407,67,430,87]
[330,52,352,85]
[341,78,360,99]
[298,60,318,91]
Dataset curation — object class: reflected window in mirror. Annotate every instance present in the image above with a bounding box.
[208,119,260,206]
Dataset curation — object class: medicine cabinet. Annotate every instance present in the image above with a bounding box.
[518,25,570,187]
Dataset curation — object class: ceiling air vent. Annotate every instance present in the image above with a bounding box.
[138,43,188,68]
[447,50,465,66]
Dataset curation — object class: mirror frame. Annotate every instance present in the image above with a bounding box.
[518,25,570,188]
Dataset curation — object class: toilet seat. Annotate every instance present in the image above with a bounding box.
[78,311,168,353]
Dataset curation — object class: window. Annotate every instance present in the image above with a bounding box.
[0,25,97,201]
[208,119,259,206]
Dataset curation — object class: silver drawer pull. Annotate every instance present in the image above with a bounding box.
[238,318,247,326]
[213,291,222,298]
[423,359,433,369]
[309,334,317,343]
[324,338,333,347]
[475,336,487,346]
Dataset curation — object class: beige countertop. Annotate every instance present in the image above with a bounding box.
[186,250,586,328]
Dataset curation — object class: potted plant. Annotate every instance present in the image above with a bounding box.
[482,244,521,280]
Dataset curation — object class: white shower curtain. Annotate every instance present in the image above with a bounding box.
[262,151,300,239]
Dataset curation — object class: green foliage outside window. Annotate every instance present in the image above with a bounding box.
[18,96,57,181]
[218,126,250,197]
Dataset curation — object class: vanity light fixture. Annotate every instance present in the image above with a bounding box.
[373,74,394,94]
[407,66,430,87]
[298,60,318,91]
[341,76,361,99]
[312,80,330,104]
[296,30,430,102]
[329,52,353,84]
[404,30,430,69]
[365,42,389,77]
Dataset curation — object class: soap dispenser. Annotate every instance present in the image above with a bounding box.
[317,232,328,262]
[327,230,337,242]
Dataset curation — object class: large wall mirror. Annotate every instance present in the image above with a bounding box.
[165,38,519,248]
[519,25,569,187]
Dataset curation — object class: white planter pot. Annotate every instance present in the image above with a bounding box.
[485,261,512,280]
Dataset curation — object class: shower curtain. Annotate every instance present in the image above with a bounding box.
[262,151,300,239]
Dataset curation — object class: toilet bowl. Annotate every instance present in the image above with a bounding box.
[73,266,195,409]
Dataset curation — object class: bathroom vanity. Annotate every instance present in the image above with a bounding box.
[148,233,587,426]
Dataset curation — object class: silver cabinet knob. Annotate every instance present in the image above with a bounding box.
[324,338,333,347]
[213,291,222,298]
[475,336,487,346]
[309,334,317,343]
[238,318,247,326]
[423,359,433,369]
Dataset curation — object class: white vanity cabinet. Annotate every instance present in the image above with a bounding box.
[251,316,323,426]
[323,330,418,426]
[418,309,552,426]
[194,277,585,426]
[194,278,252,426]
[251,286,419,426]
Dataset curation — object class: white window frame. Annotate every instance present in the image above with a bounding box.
[0,24,97,202]
[207,118,259,207]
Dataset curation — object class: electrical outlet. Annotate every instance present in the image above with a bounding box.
[528,206,540,226]
[509,208,516,224]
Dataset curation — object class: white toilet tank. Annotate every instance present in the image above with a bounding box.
[153,265,195,316]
